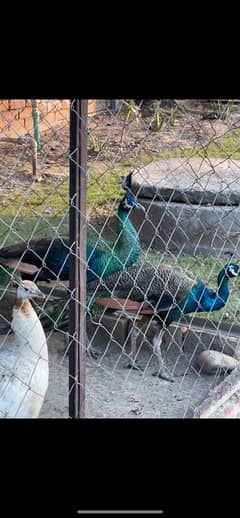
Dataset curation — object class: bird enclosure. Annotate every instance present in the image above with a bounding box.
[1,99,240,418]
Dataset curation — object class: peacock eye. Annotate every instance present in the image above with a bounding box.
[228,265,237,276]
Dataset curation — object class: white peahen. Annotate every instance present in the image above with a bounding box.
[0,279,48,418]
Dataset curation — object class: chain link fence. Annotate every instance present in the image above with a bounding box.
[1,99,240,418]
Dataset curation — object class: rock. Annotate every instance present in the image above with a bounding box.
[196,350,239,374]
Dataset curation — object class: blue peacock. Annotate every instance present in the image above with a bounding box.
[88,262,240,380]
[0,192,142,284]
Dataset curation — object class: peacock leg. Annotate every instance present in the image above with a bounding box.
[86,342,101,359]
[152,332,175,382]
[125,324,144,371]
[180,326,188,351]
[86,335,101,359]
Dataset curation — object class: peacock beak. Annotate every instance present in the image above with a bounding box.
[35,289,46,298]
[135,201,146,212]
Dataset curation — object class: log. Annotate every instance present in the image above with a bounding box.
[193,365,240,418]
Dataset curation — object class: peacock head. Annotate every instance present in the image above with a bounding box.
[223,263,240,279]
[120,192,142,212]
[16,279,46,300]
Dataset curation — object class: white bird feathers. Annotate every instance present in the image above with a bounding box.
[0,280,48,418]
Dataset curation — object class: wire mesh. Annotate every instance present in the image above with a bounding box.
[1,99,240,418]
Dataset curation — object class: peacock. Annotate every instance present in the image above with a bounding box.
[88,262,240,381]
[0,192,142,284]
[0,278,48,418]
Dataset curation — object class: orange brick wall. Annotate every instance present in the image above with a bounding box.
[0,99,96,137]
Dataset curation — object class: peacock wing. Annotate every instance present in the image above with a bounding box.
[86,231,113,252]
[162,265,196,300]
[0,237,69,267]
[0,347,43,418]
[87,263,197,302]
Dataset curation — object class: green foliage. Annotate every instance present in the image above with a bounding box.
[87,166,126,208]
[211,100,234,121]
[119,100,141,122]
[151,101,165,131]
[142,129,240,161]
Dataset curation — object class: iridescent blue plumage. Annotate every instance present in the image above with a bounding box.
[155,263,240,326]
[86,193,142,282]
[0,192,142,284]
[148,262,240,381]
[88,262,240,319]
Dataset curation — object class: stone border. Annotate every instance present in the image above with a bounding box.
[131,199,240,256]
[131,158,240,206]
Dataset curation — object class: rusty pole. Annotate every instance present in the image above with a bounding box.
[69,99,88,418]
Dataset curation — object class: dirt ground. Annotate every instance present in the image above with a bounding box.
[0,325,232,418]
[39,328,226,419]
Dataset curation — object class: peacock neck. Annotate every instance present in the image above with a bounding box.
[165,269,230,325]
[165,291,195,326]
[217,269,230,302]
[114,206,141,267]
[12,298,48,359]
[14,298,33,313]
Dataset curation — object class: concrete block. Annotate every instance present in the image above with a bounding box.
[131,199,240,257]
[87,311,130,353]
[131,158,240,205]
[130,157,240,257]
[181,326,240,359]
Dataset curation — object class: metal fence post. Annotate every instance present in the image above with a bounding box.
[69,99,88,418]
